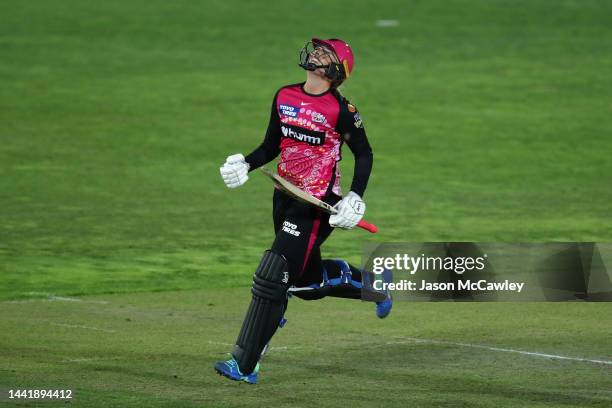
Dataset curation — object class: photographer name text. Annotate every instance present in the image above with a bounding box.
[373,279,525,293]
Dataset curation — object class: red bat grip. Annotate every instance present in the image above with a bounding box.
[357,219,378,233]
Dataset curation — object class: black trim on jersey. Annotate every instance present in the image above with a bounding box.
[332,91,373,197]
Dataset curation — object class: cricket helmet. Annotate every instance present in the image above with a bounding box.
[299,38,355,86]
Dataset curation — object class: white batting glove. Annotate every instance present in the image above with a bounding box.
[220,153,250,188]
[329,191,365,229]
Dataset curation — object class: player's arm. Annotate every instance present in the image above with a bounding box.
[244,94,282,171]
[330,101,373,229]
[344,122,372,197]
[339,101,373,197]
[220,93,282,188]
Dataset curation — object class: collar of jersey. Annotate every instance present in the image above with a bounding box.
[300,82,332,97]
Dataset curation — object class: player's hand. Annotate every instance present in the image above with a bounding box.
[329,191,365,229]
[220,153,250,188]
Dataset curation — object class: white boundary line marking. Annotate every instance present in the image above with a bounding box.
[376,19,399,27]
[387,337,612,366]
[208,338,611,365]
[207,340,300,353]
[63,356,122,363]
[2,296,108,304]
[48,296,108,304]
[51,323,116,333]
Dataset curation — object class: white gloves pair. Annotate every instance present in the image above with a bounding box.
[329,191,366,230]
[220,153,366,230]
[220,154,249,188]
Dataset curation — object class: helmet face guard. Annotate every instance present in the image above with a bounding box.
[298,40,348,86]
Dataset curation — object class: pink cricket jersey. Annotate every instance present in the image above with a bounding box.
[275,84,345,198]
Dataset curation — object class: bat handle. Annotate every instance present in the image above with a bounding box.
[357,219,378,233]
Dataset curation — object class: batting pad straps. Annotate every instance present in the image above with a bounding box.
[251,250,290,301]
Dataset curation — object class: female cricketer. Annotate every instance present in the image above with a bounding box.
[214,38,392,384]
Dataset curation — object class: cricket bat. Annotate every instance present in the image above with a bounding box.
[260,168,378,233]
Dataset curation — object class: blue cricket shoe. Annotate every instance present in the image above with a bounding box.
[375,268,393,319]
[214,357,259,384]
[376,297,393,318]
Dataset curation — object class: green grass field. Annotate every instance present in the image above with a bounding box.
[1,0,611,406]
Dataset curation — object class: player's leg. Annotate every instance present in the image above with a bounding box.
[216,194,333,382]
[322,259,393,318]
[291,258,393,318]
[214,249,289,384]
[255,197,334,350]
[292,259,382,300]
[231,250,290,369]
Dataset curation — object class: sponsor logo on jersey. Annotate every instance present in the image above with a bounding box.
[280,124,325,146]
[300,102,312,106]
[311,111,326,123]
[353,112,363,128]
[279,104,299,117]
[282,221,301,237]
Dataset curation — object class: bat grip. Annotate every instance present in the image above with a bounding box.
[357,219,378,233]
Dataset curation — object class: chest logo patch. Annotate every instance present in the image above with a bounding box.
[280,124,325,146]
[311,111,326,123]
[279,104,299,117]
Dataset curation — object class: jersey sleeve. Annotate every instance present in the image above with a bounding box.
[336,100,373,197]
[244,91,282,171]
